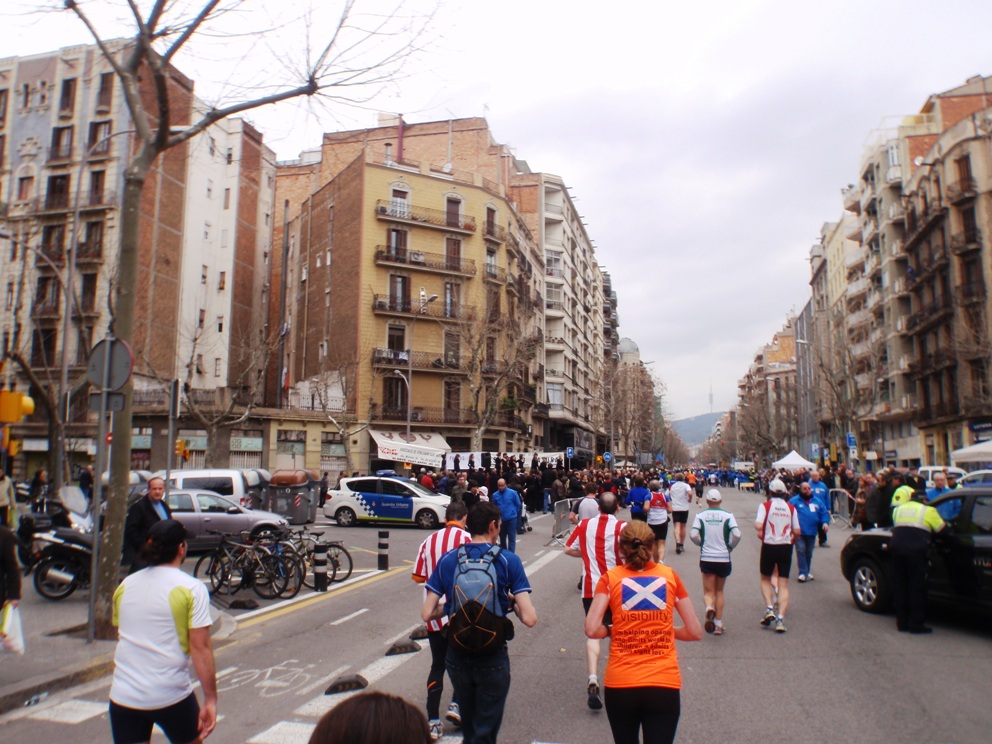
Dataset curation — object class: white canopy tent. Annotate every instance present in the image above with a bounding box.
[951,440,992,464]
[772,450,817,470]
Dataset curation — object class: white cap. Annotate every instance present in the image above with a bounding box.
[705,489,722,503]
[769,478,787,493]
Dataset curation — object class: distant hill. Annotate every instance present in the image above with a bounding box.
[671,412,724,447]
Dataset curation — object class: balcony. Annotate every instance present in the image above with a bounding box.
[909,352,956,379]
[374,246,476,277]
[846,308,870,330]
[865,251,881,278]
[861,219,879,244]
[546,366,564,378]
[76,241,103,262]
[958,340,992,361]
[949,229,982,256]
[506,271,520,296]
[39,193,71,213]
[859,181,876,212]
[544,202,564,220]
[370,403,478,425]
[866,290,883,312]
[521,384,537,404]
[912,249,949,286]
[31,300,61,318]
[885,165,903,185]
[546,300,564,315]
[483,264,506,284]
[374,199,476,234]
[956,282,987,306]
[846,278,868,299]
[533,402,550,417]
[483,222,506,242]
[80,190,117,210]
[947,177,978,205]
[842,184,861,213]
[370,348,467,373]
[545,266,564,280]
[884,203,905,226]
[888,239,904,258]
[371,294,476,321]
[47,143,73,164]
[962,397,992,418]
[908,299,953,335]
[904,204,946,249]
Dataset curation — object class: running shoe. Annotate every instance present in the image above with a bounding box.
[587,682,603,710]
[797,574,807,583]
[806,573,814,581]
[713,624,725,635]
[704,606,716,634]
[429,719,444,741]
[774,618,787,633]
[676,543,684,554]
[445,702,461,725]
[760,607,776,627]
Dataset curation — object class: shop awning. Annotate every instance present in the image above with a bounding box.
[369,429,450,468]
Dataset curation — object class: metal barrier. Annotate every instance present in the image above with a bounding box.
[829,489,854,529]
[545,498,579,547]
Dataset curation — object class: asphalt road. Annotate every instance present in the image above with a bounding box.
[2,487,990,743]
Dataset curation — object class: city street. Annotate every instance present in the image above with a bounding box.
[1,487,989,743]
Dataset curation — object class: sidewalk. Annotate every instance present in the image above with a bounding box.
[0,568,235,716]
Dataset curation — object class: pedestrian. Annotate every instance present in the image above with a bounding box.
[411,501,471,741]
[78,465,95,503]
[123,476,172,573]
[808,470,830,546]
[789,481,829,582]
[421,502,537,744]
[570,482,601,525]
[689,490,741,635]
[29,468,48,502]
[109,520,217,743]
[889,492,945,633]
[491,478,522,553]
[645,479,672,562]
[1,521,21,611]
[0,470,14,527]
[626,475,650,523]
[667,473,693,555]
[318,472,329,508]
[754,479,800,632]
[584,520,703,744]
[564,492,625,711]
[309,690,431,744]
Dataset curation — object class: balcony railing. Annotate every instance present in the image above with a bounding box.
[949,229,982,256]
[375,199,476,233]
[957,282,987,305]
[370,403,478,425]
[545,267,563,278]
[371,347,466,372]
[842,184,861,212]
[483,222,506,242]
[47,144,74,163]
[947,177,978,204]
[904,204,946,248]
[546,300,563,312]
[482,264,506,283]
[41,193,72,212]
[31,300,61,317]
[371,294,476,321]
[533,402,550,417]
[374,247,476,276]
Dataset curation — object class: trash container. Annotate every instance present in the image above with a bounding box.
[242,468,270,510]
[266,469,320,525]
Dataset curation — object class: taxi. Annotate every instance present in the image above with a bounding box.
[322,476,449,529]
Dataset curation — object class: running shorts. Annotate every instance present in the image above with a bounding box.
[582,597,613,626]
[759,543,794,578]
[699,560,732,578]
[649,522,669,541]
[671,510,689,524]
[109,692,201,744]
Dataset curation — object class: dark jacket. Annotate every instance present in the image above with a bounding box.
[123,496,172,568]
[1,525,22,607]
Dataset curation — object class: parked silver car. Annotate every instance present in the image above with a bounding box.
[164,489,288,550]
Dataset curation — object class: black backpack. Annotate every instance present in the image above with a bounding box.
[447,545,511,655]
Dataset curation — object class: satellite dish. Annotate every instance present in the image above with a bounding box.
[913,156,924,167]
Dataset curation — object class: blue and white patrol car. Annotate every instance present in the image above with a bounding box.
[323,476,449,529]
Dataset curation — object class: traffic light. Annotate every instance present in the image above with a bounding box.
[0,390,35,423]
[174,438,189,462]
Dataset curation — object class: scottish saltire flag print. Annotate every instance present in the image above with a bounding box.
[621,576,668,611]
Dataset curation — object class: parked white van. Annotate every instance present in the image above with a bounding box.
[918,465,967,489]
[156,469,253,508]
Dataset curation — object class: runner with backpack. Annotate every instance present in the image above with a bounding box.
[421,502,538,744]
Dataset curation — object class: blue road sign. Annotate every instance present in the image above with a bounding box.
[566,446,574,459]
[603,451,612,462]
[846,432,857,448]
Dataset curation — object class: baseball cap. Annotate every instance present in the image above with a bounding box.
[768,478,787,493]
[147,519,187,549]
[705,489,722,503]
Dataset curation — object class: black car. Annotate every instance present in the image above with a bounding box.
[840,486,992,616]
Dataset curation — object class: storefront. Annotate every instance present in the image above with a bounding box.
[229,430,264,470]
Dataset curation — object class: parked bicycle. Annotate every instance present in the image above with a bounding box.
[193,530,302,599]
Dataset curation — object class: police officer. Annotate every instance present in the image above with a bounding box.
[889,493,945,634]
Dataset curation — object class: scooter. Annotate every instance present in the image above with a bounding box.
[32,529,93,600]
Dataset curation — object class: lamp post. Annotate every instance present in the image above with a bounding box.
[404,289,437,440]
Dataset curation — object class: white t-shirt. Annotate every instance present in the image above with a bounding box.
[669,482,694,511]
[574,497,601,522]
[755,498,800,545]
[690,508,741,562]
[110,566,213,709]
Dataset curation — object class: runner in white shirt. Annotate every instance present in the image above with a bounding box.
[668,473,694,554]
[689,490,741,635]
[645,479,672,562]
[564,492,624,711]
[754,478,801,632]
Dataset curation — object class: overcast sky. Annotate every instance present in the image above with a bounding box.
[5,1,992,420]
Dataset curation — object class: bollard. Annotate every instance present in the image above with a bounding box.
[313,541,329,591]
[377,530,389,571]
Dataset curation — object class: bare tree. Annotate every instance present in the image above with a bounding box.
[58,0,435,638]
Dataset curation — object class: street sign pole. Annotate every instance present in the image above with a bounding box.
[87,337,113,644]
[165,379,180,495]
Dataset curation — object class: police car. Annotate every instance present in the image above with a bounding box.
[840,486,992,617]
[323,476,449,529]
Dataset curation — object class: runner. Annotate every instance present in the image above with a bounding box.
[564,492,625,711]
[645,479,672,562]
[626,475,651,522]
[668,473,693,555]
[754,479,800,633]
[411,501,472,740]
[689,490,741,635]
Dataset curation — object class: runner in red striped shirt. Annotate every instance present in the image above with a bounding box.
[564,492,625,710]
[412,501,471,740]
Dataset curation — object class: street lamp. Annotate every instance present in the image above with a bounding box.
[404,289,437,440]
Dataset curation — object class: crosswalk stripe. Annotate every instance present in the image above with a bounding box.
[27,699,105,724]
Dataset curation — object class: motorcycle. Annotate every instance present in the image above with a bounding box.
[17,488,93,574]
[33,529,93,600]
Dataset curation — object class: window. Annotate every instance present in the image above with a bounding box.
[208,137,216,157]
[41,223,66,258]
[21,83,30,109]
[214,358,222,377]
[445,237,461,271]
[166,493,195,513]
[315,253,321,268]
[46,174,71,209]
[223,188,230,209]
[446,197,461,227]
[387,228,407,258]
[317,341,327,359]
[485,336,496,363]
[0,134,5,169]
[325,288,330,307]
[383,376,407,412]
[226,147,233,165]
[444,380,461,421]
[547,383,564,409]
[82,221,103,257]
[198,309,205,329]
[973,496,992,534]
[196,354,205,374]
[31,328,58,367]
[217,316,224,333]
[88,120,111,154]
[444,331,460,367]
[206,179,213,198]
[81,274,97,311]
[88,170,105,204]
[390,274,409,311]
[96,73,113,109]
[218,271,226,290]
[17,176,34,201]
[203,222,210,240]
[59,78,76,113]
[196,493,231,513]
[201,265,208,284]
[444,281,460,318]
[0,89,7,120]
[5,282,13,310]
[38,81,48,106]
[387,325,405,352]
[390,189,409,218]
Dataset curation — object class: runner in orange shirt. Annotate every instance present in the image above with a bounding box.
[585,521,703,744]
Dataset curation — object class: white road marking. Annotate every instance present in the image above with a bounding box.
[27,699,106,724]
[294,665,349,697]
[330,608,369,625]
[247,720,317,743]
[524,549,564,576]
[216,666,238,679]
[383,622,422,646]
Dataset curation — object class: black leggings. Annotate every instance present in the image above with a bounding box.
[604,686,680,744]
